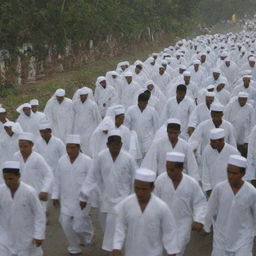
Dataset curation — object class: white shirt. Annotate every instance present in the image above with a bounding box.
[113,194,179,256]
[204,180,256,252]
[0,182,45,253]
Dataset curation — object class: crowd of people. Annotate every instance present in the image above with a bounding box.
[1,27,256,256]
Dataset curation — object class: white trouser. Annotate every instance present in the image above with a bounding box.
[102,213,117,251]
[0,243,43,256]
[60,214,93,254]
[212,241,253,256]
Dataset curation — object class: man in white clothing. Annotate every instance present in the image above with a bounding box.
[0,161,46,256]
[125,92,159,156]
[34,121,65,175]
[80,130,136,253]
[142,119,199,180]
[0,107,8,135]
[224,92,255,156]
[30,99,46,123]
[13,132,53,212]
[44,88,74,141]
[204,155,256,256]
[112,168,179,256]
[201,128,240,196]
[73,87,102,155]
[52,135,93,255]
[154,152,207,256]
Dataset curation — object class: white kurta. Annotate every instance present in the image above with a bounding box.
[16,113,39,138]
[204,180,256,253]
[154,173,207,253]
[72,98,102,154]
[188,119,236,157]
[188,103,211,128]
[201,143,240,191]
[231,84,256,107]
[52,153,92,217]
[161,96,195,139]
[125,105,159,154]
[13,151,53,196]
[120,80,140,110]
[113,194,180,256]
[246,125,256,181]
[44,97,74,141]
[81,149,136,212]
[142,137,199,180]
[215,88,231,106]
[0,182,45,255]
[224,100,255,144]
[34,135,65,174]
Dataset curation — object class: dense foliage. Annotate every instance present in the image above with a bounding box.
[0,0,199,59]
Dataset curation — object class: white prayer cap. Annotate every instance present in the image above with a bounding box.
[124,71,133,77]
[238,92,248,98]
[18,132,34,142]
[30,99,39,106]
[193,59,201,65]
[22,103,31,108]
[220,51,228,57]
[167,118,181,126]
[205,91,215,97]
[78,87,90,95]
[242,74,252,79]
[228,155,247,168]
[179,64,186,70]
[212,68,221,73]
[243,70,252,76]
[183,71,191,77]
[38,121,52,130]
[4,121,14,127]
[210,103,224,112]
[0,107,6,113]
[135,168,156,182]
[108,129,122,138]
[114,105,125,116]
[55,88,65,97]
[207,84,215,90]
[2,161,20,170]
[97,76,106,83]
[66,134,81,145]
[166,152,185,163]
[145,80,155,86]
[249,56,256,62]
[210,128,225,140]
[152,53,159,57]
[161,60,168,65]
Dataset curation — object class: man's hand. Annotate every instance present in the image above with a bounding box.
[52,199,60,208]
[39,192,48,201]
[33,239,43,247]
[80,201,87,210]
[192,221,203,232]
[112,249,122,256]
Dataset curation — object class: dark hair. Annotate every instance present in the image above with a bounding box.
[136,64,143,70]
[144,90,151,96]
[167,123,181,131]
[240,167,246,174]
[176,84,187,92]
[138,93,150,102]
[174,162,184,168]
[107,135,122,143]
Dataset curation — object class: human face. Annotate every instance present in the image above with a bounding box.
[227,164,244,186]
[147,84,154,91]
[167,128,180,143]
[31,105,38,113]
[3,173,20,191]
[211,111,223,123]
[184,76,190,84]
[80,94,88,103]
[107,138,122,155]
[56,96,64,104]
[213,72,220,80]
[100,80,107,88]
[243,77,250,87]
[40,129,52,141]
[138,100,148,110]
[210,138,224,150]
[125,76,132,84]
[19,140,33,156]
[238,97,247,107]
[66,144,80,159]
[216,83,224,92]
[166,161,183,181]
[225,61,230,67]
[194,64,199,71]
[134,180,153,203]
[135,67,141,74]
[159,67,165,75]
[0,112,6,122]
[115,114,125,127]
[249,61,255,67]
[205,96,214,105]
[23,107,31,117]
[176,90,186,101]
